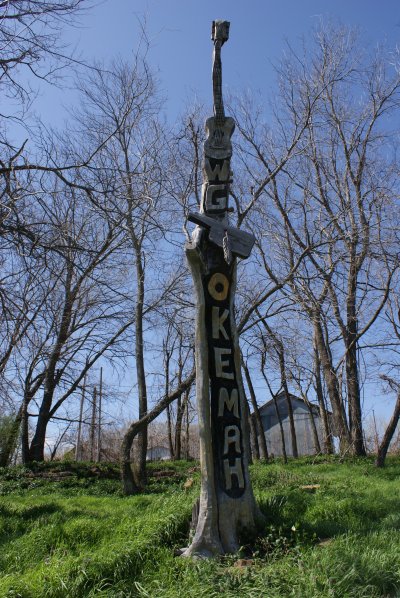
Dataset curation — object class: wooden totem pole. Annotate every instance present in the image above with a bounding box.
[182,21,260,558]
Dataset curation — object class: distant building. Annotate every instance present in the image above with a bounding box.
[146,445,171,461]
[259,392,334,456]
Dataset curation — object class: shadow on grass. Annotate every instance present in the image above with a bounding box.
[0,501,64,549]
[255,479,400,558]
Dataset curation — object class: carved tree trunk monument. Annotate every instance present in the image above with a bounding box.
[182,21,261,558]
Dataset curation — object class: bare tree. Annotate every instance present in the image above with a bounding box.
[74,56,194,486]
[4,175,132,463]
[230,23,400,455]
[120,369,195,494]
[375,376,400,468]
[241,355,268,461]
[371,292,400,466]
[0,1,86,101]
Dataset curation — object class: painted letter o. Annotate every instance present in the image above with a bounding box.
[208,273,229,301]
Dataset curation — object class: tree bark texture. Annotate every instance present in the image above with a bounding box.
[313,341,334,454]
[345,269,366,456]
[260,355,287,463]
[242,359,268,461]
[248,408,260,461]
[175,390,189,460]
[120,370,195,494]
[376,391,400,467]
[166,405,174,460]
[134,250,148,486]
[0,408,22,467]
[278,348,298,458]
[182,244,260,557]
[303,397,321,454]
[313,318,351,452]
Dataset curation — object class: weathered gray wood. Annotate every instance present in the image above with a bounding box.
[187,213,255,259]
[75,368,87,462]
[182,21,261,557]
[182,244,260,556]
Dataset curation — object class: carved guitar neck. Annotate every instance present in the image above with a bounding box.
[211,20,229,125]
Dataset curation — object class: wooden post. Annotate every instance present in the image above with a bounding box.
[90,387,97,462]
[181,21,261,558]
[75,369,87,461]
[97,367,103,462]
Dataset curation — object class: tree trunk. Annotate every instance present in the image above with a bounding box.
[303,396,321,454]
[249,411,260,460]
[346,341,365,455]
[29,269,75,462]
[242,358,268,461]
[121,428,141,495]
[272,393,287,463]
[120,370,195,494]
[21,389,32,464]
[181,245,261,557]
[313,340,334,454]
[133,249,148,486]
[181,22,261,557]
[175,389,189,460]
[97,368,103,462]
[75,370,87,461]
[345,262,366,456]
[278,349,298,458]
[256,316,294,458]
[260,359,287,463]
[29,395,52,462]
[313,318,351,452]
[184,396,190,459]
[375,391,400,467]
[0,408,22,467]
[174,396,182,460]
[166,405,175,460]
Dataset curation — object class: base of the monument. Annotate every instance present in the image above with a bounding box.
[182,242,263,558]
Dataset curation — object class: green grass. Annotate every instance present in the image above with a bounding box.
[1,457,400,597]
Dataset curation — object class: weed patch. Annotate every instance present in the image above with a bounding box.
[0,458,399,597]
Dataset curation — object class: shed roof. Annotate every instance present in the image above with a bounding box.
[258,392,331,417]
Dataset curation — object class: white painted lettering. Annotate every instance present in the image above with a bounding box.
[202,183,228,212]
[218,387,239,418]
[212,307,229,340]
[204,158,230,182]
[223,458,245,490]
[223,425,241,454]
[214,348,234,379]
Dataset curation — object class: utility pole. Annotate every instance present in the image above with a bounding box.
[97,367,103,462]
[90,386,97,462]
[75,368,87,461]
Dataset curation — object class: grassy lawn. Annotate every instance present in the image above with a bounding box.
[1,457,399,597]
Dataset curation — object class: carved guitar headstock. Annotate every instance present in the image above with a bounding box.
[211,20,230,45]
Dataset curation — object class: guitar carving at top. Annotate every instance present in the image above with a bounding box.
[204,20,235,160]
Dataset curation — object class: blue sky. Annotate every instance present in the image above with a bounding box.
[29,0,400,128]
[14,0,400,440]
